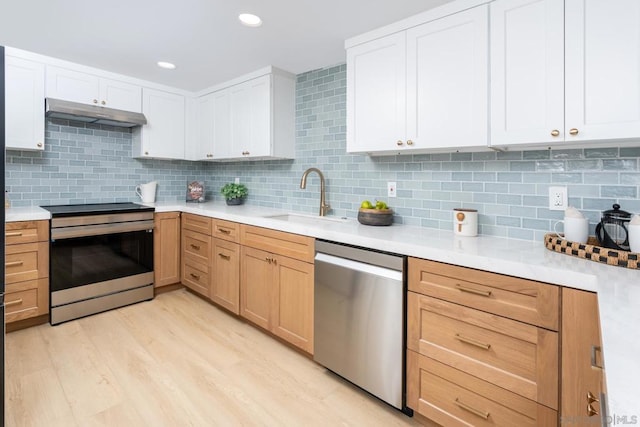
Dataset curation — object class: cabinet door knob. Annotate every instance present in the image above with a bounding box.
[144,151,149,155]
[587,403,599,417]
[396,140,404,146]
[587,391,599,404]
[406,140,414,146]
[37,142,43,148]
[551,129,560,137]
[101,100,106,105]
[93,99,98,104]
[569,128,579,136]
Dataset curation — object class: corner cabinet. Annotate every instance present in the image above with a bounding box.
[194,68,296,161]
[133,88,186,159]
[5,55,45,151]
[490,0,640,148]
[346,5,488,155]
[240,225,314,354]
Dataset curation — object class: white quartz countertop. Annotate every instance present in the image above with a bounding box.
[7,202,639,415]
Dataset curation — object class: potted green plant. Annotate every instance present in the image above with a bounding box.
[220,183,248,205]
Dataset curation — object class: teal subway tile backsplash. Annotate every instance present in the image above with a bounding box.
[5,62,640,240]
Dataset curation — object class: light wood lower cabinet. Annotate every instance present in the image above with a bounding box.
[153,212,181,288]
[210,239,240,314]
[240,225,314,354]
[5,220,49,323]
[561,288,605,425]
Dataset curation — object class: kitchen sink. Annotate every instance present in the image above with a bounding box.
[263,213,349,225]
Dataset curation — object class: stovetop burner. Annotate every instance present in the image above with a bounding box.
[40,202,155,218]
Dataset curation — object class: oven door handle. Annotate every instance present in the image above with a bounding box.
[51,220,154,240]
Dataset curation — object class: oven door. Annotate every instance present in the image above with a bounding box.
[50,228,154,293]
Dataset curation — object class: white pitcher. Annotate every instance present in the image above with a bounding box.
[135,181,157,203]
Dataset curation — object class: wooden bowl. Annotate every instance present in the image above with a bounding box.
[358,208,394,226]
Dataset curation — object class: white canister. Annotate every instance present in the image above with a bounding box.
[135,181,158,203]
[453,208,478,237]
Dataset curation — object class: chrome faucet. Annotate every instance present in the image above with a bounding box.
[300,167,330,216]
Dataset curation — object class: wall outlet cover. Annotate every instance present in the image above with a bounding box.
[549,186,568,211]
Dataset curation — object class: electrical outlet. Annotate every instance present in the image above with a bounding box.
[387,182,397,198]
[234,177,240,184]
[549,186,568,211]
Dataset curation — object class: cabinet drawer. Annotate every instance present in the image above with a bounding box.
[5,220,49,245]
[213,219,239,243]
[408,257,559,330]
[407,350,557,427]
[182,260,209,297]
[5,278,49,323]
[5,242,49,284]
[182,213,212,234]
[240,225,314,262]
[182,229,211,264]
[407,292,558,410]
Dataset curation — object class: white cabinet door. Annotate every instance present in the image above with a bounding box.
[229,75,271,159]
[134,88,185,159]
[565,0,640,142]
[346,32,407,153]
[211,89,232,159]
[100,79,142,112]
[407,5,489,150]
[5,56,46,151]
[490,0,564,146]
[46,66,100,105]
[196,92,216,160]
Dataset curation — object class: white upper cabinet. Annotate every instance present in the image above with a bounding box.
[346,5,488,155]
[406,5,488,151]
[347,32,407,153]
[491,0,640,148]
[565,0,640,142]
[194,68,295,161]
[133,88,185,159]
[46,65,142,112]
[490,0,564,146]
[5,55,46,151]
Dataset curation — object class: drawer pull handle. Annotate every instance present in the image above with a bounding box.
[455,284,492,297]
[591,345,603,369]
[455,398,490,420]
[190,244,201,250]
[5,299,23,307]
[218,228,231,234]
[587,403,599,417]
[189,273,200,280]
[6,232,23,237]
[218,253,231,260]
[455,333,491,350]
[5,261,24,267]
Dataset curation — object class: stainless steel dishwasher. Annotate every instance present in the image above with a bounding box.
[314,240,409,413]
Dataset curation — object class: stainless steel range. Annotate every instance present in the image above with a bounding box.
[41,203,155,325]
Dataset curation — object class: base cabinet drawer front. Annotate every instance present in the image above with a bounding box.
[213,219,240,243]
[210,239,240,314]
[408,292,558,410]
[407,350,558,427]
[182,213,212,235]
[5,242,49,284]
[5,278,49,323]
[240,224,314,262]
[182,260,210,297]
[408,257,559,330]
[182,229,212,264]
[6,220,49,245]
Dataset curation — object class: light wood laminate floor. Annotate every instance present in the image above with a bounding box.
[5,289,423,426]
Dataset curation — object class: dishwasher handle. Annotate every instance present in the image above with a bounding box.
[315,252,403,282]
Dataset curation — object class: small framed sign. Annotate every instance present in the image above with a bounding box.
[186,181,205,202]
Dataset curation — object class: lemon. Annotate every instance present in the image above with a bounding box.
[361,200,373,209]
[375,200,388,210]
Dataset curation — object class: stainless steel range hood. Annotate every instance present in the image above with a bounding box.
[45,98,147,127]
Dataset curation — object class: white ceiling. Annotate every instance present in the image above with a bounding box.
[0,0,455,91]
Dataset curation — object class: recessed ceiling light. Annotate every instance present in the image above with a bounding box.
[157,61,176,70]
[239,13,262,27]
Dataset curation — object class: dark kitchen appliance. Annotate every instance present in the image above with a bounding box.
[40,203,155,325]
[1,44,7,422]
[595,204,632,251]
